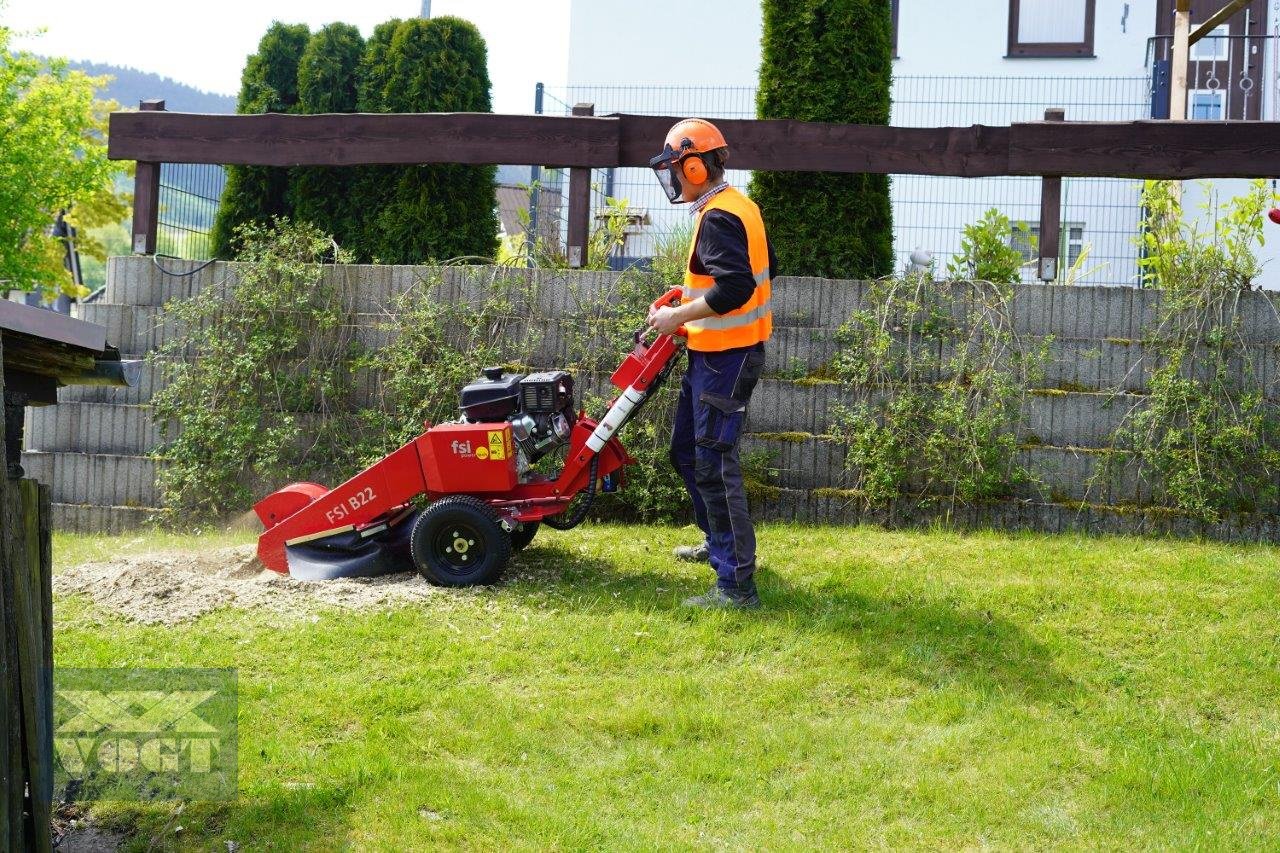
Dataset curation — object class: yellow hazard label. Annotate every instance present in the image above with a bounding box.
[487,430,506,461]
[475,446,489,460]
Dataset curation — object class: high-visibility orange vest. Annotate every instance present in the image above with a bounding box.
[682,186,773,352]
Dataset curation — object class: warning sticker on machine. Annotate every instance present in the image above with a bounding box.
[487,430,506,461]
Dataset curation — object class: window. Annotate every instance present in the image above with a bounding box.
[1011,222,1085,268]
[1189,89,1226,120]
[1008,0,1096,58]
[1190,24,1229,62]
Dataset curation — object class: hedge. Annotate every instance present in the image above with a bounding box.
[210,22,310,258]
[748,0,895,279]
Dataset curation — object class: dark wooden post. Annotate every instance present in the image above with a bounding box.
[0,330,12,852]
[566,103,595,269]
[0,332,55,853]
[130,99,165,255]
[1037,108,1065,282]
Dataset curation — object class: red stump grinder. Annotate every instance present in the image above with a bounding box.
[254,288,686,586]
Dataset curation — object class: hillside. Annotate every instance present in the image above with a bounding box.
[68,60,236,113]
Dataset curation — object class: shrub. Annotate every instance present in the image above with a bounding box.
[749,0,894,278]
[151,219,360,518]
[946,208,1030,284]
[364,17,498,263]
[289,23,366,250]
[1098,180,1280,520]
[829,270,1047,506]
[210,22,311,258]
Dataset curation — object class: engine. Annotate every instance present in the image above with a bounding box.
[459,367,575,469]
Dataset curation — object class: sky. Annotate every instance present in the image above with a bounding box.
[4,0,570,114]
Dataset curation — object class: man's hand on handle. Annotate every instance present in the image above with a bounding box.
[648,295,718,337]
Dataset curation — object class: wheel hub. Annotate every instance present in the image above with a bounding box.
[436,526,482,571]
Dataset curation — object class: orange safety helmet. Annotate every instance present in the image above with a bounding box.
[649,118,729,203]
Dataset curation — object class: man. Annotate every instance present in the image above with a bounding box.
[646,118,776,610]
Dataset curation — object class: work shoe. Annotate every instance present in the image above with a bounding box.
[681,585,761,610]
[673,541,710,562]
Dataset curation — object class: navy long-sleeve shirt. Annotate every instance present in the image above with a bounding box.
[690,209,778,316]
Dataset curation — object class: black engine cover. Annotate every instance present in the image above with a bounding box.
[460,369,523,421]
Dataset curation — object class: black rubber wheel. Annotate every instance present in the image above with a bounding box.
[509,521,539,552]
[410,495,511,587]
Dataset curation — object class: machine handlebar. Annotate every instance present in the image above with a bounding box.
[648,287,688,339]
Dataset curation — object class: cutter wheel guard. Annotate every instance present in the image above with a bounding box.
[254,288,687,586]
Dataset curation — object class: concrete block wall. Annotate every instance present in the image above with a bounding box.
[24,257,1280,540]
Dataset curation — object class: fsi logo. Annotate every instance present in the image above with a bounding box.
[450,439,474,458]
[55,668,238,801]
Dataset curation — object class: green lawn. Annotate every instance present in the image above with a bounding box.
[53,523,1280,850]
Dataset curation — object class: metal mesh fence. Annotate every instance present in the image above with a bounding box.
[544,76,1154,284]
[157,163,227,259]
[153,76,1157,282]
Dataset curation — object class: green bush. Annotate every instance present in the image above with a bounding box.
[210,22,311,258]
[151,219,360,518]
[365,17,498,263]
[829,271,1047,506]
[749,0,894,278]
[348,19,405,260]
[946,208,1030,284]
[1099,180,1280,521]
[289,23,366,250]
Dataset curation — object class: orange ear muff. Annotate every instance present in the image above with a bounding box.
[681,154,708,185]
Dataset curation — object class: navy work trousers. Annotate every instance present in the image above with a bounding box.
[669,343,766,592]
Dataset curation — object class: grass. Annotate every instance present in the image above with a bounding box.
[52,522,1280,850]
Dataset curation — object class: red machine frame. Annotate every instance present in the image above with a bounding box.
[255,288,687,575]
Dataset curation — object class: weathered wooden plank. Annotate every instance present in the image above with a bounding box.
[107,108,1280,180]
[108,110,623,168]
[615,114,1014,176]
[130,100,164,255]
[1037,110,1065,281]
[0,302,107,354]
[1008,120,1280,178]
[566,104,595,269]
[15,479,52,853]
[0,331,14,853]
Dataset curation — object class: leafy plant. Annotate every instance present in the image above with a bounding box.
[1097,179,1280,521]
[151,219,360,519]
[650,220,694,287]
[829,268,1047,506]
[0,22,123,296]
[945,208,1031,284]
[289,23,366,247]
[505,191,636,272]
[354,266,539,460]
[364,16,497,263]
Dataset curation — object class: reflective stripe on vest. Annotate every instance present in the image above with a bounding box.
[682,187,773,352]
[681,266,771,298]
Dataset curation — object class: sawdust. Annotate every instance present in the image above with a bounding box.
[54,545,444,625]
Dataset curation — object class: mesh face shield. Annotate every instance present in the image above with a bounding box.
[649,145,685,204]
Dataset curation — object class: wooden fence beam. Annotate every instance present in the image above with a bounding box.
[566,103,594,269]
[108,110,622,169]
[1038,109,1065,282]
[130,99,165,255]
[107,108,1280,180]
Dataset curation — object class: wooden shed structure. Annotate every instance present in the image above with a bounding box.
[1,299,136,852]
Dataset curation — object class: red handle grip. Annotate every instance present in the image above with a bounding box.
[650,287,688,338]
